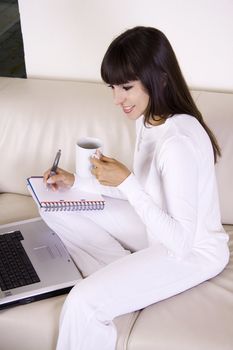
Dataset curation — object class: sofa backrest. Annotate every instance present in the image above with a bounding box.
[194,90,233,224]
[0,77,232,224]
[0,77,135,194]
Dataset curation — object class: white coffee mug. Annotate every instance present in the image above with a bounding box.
[76,137,103,178]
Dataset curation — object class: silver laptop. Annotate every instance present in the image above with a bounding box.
[0,217,82,309]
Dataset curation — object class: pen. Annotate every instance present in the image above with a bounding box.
[49,149,61,177]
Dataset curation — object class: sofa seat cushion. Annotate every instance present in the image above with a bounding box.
[0,292,138,350]
[0,193,39,225]
[127,226,233,350]
[0,295,65,350]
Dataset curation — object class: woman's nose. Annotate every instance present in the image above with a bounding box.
[113,88,125,105]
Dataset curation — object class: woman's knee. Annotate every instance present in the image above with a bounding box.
[64,277,114,322]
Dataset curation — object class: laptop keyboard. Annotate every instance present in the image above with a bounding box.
[0,230,40,291]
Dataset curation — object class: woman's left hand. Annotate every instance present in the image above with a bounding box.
[90,154,131,186]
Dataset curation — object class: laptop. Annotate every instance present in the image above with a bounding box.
[0,217,82,309]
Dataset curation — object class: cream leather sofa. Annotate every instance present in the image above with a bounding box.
[0,76,233,350]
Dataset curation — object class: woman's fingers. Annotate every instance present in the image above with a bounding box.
[43,167,75,190]
[90,155,131,186]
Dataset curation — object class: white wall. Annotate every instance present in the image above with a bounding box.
[18,0,233,92]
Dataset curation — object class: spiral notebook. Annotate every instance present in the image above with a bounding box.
[27,176,105,211]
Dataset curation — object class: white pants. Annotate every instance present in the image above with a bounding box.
[40,197,229,350]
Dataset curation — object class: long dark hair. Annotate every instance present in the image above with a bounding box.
[101,26,221,162]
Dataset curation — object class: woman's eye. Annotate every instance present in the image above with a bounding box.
[107,84,132,91]
[123,86,132,91]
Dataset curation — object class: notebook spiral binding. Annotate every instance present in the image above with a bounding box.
[43,201,105,212]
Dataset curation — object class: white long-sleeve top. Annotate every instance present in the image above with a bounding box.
[74,114,228,257]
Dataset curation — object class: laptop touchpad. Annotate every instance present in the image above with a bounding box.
[33,245,59,261]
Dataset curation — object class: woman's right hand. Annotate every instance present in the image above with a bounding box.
[43,167,75,191]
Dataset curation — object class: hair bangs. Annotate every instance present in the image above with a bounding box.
[101,45,137,85]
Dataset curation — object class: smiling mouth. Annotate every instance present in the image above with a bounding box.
[122,105,135,113]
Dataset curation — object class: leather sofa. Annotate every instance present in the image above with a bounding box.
[0,76,233,350]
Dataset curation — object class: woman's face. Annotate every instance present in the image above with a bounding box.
[108,80,149,120]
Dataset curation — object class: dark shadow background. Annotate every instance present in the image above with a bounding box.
[0,0,26,77]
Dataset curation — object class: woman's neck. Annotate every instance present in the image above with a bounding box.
[148,116,166,126]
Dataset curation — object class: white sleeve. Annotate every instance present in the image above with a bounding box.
[72,173,127,200]
[118,136,199,257]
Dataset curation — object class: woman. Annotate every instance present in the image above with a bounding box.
[42,26,229,350]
